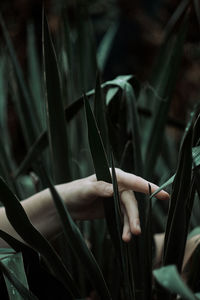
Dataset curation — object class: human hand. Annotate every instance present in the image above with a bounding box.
[58,168,169,242]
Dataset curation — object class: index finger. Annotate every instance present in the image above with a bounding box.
[116,169,169,200]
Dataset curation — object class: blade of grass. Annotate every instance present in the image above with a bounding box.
[76,2,97,93]
[151,144,200,199]
[120,140,134,172]
[163,123,193,272]
[13,132,48,178]
[84,94,121,255]
[0,56,17,189]
[27,23,45,130]
[194,167,200,204]
[151,174,175,199]
[193,111,200,146]
[0,56,9,144]
[42,11,71,183]
[111,154,135,300]
[143,184,152,300]
[94,72,109,153]
[97,22,119,72]
[120,83,150,299]
[164,0,189,37]
[124,82,143,176]
[0,230,32,253]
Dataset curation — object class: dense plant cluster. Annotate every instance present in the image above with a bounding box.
[0,1,200,299]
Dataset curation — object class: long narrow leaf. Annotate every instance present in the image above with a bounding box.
[111,155,135,300]
[14,76,136,177]
[43,12,71,183]
[27,24,45,130]
[84,95,121,254]
[163,123,193,272]
[94,72,109,153]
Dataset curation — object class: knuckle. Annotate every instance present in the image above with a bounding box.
[94,181,109,194]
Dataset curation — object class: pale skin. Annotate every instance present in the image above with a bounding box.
[0,168,169,247]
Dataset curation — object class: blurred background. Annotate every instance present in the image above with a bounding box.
[1,0,200,163]
[0,1,200,299]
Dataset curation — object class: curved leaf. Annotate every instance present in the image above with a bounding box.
[153,265,198,300]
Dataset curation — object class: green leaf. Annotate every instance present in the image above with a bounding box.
[0,230,34,253]
[84,94,121,254]
[143,184,152,299]
[13,132,48,178]
[192,146,200,167]
[163,122,193,272]
[164,0,189,37]
[97,22,119,72]
[14,75,135,178]
[42,12,71,183]
[188,227,200,240]
[0,56,9,144]
[124,82,143,176]
[75,3,97,93]
[150,144,200,200]
[153,265,198,300]
[27,23,45,130]
[0,252,38,300]
[39,166,111,300]
[61,11,76,104]
[110,154,135,300]
[151,174,175,199]
[0,56,17,189]
[94,72,109,153]
[106,87,120,105]
[105,75,133,92]
[0,176,80,298]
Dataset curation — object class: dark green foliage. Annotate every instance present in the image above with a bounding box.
[163,121,193,271]
[0,1,200,299]
[43,12,72,183]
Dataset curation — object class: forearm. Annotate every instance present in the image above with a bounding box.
[0,182,79,247]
